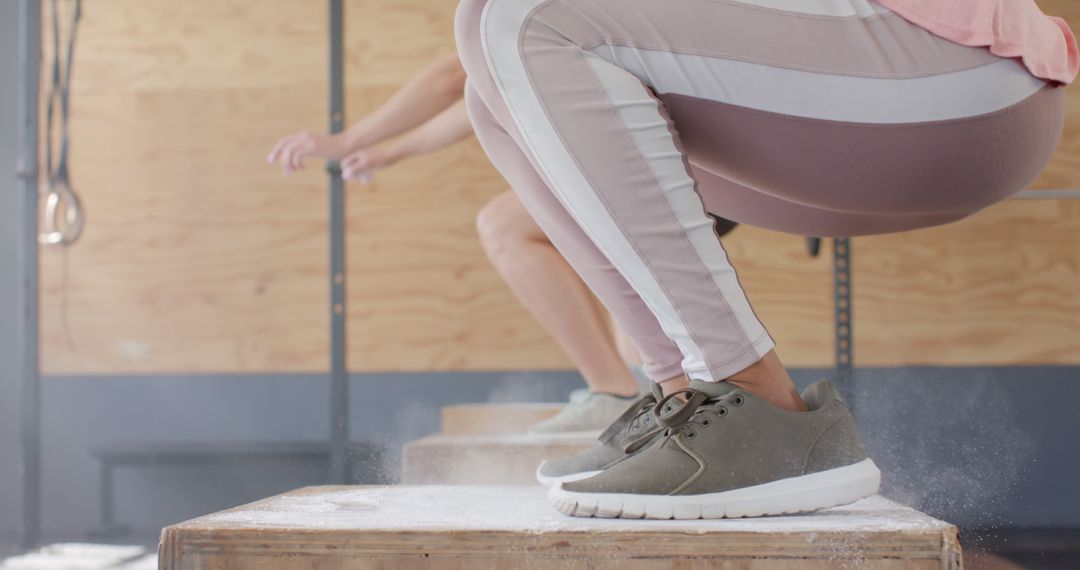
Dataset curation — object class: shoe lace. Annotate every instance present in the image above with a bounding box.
[624,387,744,450]
[598,392,662,449]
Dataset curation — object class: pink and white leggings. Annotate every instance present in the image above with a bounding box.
[453,0,1067,383]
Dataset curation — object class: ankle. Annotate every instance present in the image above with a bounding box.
[658,374,689,397]
[724,350,807,412]
[725,379,807,412]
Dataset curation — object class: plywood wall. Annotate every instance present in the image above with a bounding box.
[39,0,1080,375]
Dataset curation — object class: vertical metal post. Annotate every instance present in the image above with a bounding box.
[16,0,42,551]
[833,238,854,405]
[327,0,349,485]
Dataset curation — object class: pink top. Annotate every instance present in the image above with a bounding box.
[877,0,1079,85]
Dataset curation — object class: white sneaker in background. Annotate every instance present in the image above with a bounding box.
[528,390,641,437]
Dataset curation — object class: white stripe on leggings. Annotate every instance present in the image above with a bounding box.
[587,45,1049,124]
[481,0,775,380]
[722,0,891,18]
[481,0,721,378]
[583,53,773,371]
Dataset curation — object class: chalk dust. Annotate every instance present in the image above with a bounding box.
[203,486,951,534]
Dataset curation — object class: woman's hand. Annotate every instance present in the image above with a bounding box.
[266,131,351,175]
[339,99,473,185]
[339,146,401,185]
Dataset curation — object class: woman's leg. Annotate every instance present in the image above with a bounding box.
[456,0,796,407]
[455,0,1056,411]
[455,0,1065,517]
[476,190,640,397]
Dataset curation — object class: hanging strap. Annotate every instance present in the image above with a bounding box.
[40,0,85,246]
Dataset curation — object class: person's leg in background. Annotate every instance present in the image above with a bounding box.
[476,191,640,400]
[476,190,652,434]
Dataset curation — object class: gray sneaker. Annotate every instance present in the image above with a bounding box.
[548,378,880,519]
[535,382,676,486]
[528,389,642,437]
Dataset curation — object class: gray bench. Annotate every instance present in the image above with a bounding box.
[89,441,383,538]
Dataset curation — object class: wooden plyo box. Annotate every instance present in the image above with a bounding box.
[402,433,595,485]
[440,403,564,435]
[160,485,962,569]
[405,403,597,485]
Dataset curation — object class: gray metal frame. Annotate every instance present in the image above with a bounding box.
[12,0,354,548]
[16,0,42,552]
[832,239,853,401]
[1010,189,1080,200]
[326,0,349,485]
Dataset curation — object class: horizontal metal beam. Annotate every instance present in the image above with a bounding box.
[1010,189,1080,200]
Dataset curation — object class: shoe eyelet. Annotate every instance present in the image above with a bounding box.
[701,418,711,427]
[733,395,745,406]
[686,431,696,439]
[717,407,728,417]
[644,416,651,424]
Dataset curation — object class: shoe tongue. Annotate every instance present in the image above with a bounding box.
[687,379,740,399]
[649,382,665,401]
[598,390,660,445]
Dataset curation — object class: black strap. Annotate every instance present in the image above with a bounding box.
[45,0,81,185]
[41,0,85,246]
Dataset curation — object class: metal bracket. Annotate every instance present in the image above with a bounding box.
[833,238,853,403]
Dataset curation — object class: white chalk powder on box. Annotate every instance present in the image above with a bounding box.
[201,486,950,533]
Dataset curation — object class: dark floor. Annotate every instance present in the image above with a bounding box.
[1008,554,1080,569]
[965,551,1080,570]
[964,528,1080,569]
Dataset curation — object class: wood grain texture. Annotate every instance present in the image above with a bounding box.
[39,0,331,374]
[441,403,564,435]
[402,433,595,484]
[159,486,962,570]
[39,0,1080,374]
[1032,0,1080,191]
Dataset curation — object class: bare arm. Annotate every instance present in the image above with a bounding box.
[343,51,468,149]
[267,51,467,174]
[339,97,474,183]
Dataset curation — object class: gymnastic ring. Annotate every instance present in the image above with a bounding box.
[39,181,85,246]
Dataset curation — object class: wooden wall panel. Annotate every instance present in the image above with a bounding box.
[853,201,1080,366]
[1033,0,1080,190]
[39,0,331,374]
[39,0,1080,374]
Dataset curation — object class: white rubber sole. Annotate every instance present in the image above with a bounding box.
[547,458,881,519]
[535,462,603,487]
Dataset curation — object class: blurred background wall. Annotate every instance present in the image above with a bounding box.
[1,0,1078,548]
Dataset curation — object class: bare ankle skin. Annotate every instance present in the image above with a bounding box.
[725,351,808,412]
[657,354,806,412]
[658,374,690,398]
